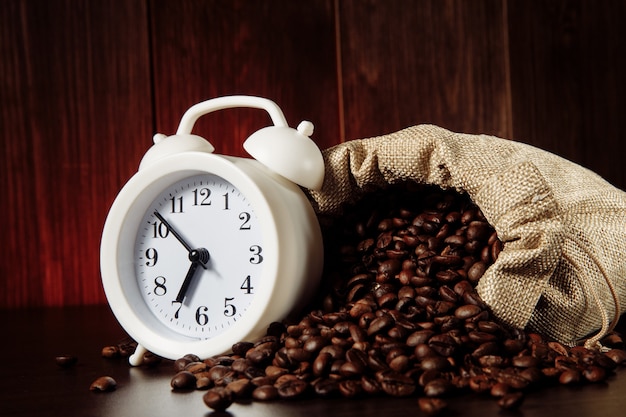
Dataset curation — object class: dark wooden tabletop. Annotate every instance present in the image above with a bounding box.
[2,305,625,417]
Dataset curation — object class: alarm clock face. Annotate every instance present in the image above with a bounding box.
[102,151,320,360]
[134,173,264,340]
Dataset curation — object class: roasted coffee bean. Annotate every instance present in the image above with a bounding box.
[276,378,308,399]
[252,384,279,401]
[183,353,201,363]
[468,374,494,393]
[203,387,233,411]
[454,304,482,320]
[185,361,208,374]
[423,378,453,397]
[489,382,511,397]
[467,261,487,283]
[171,371,197,390]
[512,355,540,368]
[420,356,450,372]
[227,378,253,397]
[55,354,78,368]
[606,348,626,365]
[559,369,581,385]
[367,314,395,336]
[90,376,117,392]
[418,397,448,415]
[232,341,255,356]
[582,366,607,383]
[100,345,120,359]
[339,379,362,397]
[498,392,524,410]
[377,370,415,397]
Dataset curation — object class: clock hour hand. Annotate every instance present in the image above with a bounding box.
[175,248,210,303]
[154,210,208,270]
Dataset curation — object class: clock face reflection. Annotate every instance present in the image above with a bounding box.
[133,174,264,340]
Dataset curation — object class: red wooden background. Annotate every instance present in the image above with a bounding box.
[2,0,625,308]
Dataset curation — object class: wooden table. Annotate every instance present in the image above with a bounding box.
[2,305,625,417]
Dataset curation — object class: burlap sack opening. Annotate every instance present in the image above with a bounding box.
[307,124,625,348]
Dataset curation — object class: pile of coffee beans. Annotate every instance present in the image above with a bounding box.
[163,183,625,413]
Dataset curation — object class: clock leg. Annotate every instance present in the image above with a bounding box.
[128,344,148,366]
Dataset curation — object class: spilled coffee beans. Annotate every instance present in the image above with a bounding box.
[100,182,624,412]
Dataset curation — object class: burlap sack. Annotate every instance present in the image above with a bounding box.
[307,124,625,348]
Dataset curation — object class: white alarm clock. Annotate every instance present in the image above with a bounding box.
[100,96,325,365]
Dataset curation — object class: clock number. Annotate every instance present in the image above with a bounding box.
[195,306,209,326]
[249,245,263,264]
[145,248,158,266]
[171,301,182,319]
[193,188,211,206]
[224,297,236,317]
[151,221,170,238]
[153,276,167,296]
[240,275,253,294]
[223,193,230,210]
[239,212,251,230]
[170,196,183,213]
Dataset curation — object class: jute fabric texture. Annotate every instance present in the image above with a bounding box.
[307,125,625,347]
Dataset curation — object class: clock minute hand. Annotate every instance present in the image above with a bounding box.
[154,211,208,270]
[154,211,192,252]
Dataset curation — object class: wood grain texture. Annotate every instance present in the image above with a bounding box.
[337,0,512,140]
[148,0,340,155]
[507,0,626,189]
[0,0,152,307]
[1,0,625,307]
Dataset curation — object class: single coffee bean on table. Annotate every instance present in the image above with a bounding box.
[89,376,117,393]
[55,354,78,368]
[105,182,624,412]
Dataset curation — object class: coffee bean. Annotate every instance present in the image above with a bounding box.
[377,370,415,397]
[605,348,626,365]
[367,314,395,336]
[276,378,308,399]
[512,355,540,368]
[418,397,448,415]
[232,341,255,356]
[582,366,607,383]
[489,382,511,397]
[423,378,453,397]
[469,374,493,393]
[203,387,233,411]
[226,378,253,397]
[171,371,196,390]
[498,392,524,409]
[339,379,362,397]
[420,356,450,372]
[90,376,117,392]
[454,304,482,320]
[101,345,120,358]
[467,261,487,283]
[252,384,279,401]
[559,369,581,384]
[55,354,78,368]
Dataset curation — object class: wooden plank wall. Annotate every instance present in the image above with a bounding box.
[1,0,625,308]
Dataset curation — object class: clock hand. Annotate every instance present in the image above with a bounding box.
[175,248,210,303]
[154,210,208,270]
[154,211,192,251]
[176,260,199,303]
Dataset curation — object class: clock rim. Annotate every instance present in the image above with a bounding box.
[100,151,292,359]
